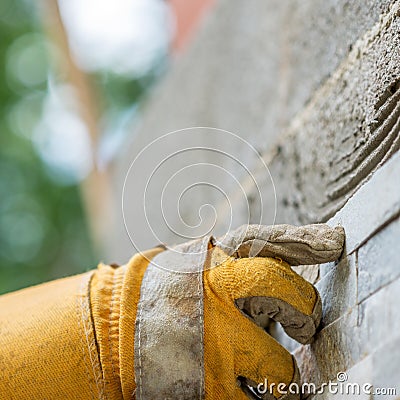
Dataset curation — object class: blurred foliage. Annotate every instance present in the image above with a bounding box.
[0,0,167,295]
[0,0,96,294]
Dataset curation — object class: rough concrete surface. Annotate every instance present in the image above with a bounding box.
[250,2,400,226]
[109,0,398,260]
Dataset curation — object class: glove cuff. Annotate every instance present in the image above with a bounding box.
[89,247,164,400]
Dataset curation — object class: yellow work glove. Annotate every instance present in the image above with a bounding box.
[0,224,345,400]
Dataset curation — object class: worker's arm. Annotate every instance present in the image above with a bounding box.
[0,224,345,400]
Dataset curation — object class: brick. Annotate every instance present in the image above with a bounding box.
[307,356,373,400]
[305,338,400,399]
[319,154,400,282]
[316,254,357,327]
[295,277,400,382]
[294,307,361,389]
[358,217,400,302]
[307,344,400,400]
[358,277,400,358]
[328,152,400,255]
[340,356,373,400]
[372,335,400,398]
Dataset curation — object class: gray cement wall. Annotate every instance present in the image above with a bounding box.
[109,0,400,397]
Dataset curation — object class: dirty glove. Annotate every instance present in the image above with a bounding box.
[0,224,344,400]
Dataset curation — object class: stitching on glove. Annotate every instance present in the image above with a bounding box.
[197,239,207,399]
[107,269,119,385]
[136,270,147,399]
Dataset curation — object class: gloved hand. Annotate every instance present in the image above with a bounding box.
[0,224,345,400]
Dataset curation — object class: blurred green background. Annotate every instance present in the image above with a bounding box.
[0,0,170,294]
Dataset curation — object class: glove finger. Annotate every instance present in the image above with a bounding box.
[237,363,300,400]
[234,314,300,400]
[208,248,322,343]
[216,223,345,265]
[204,261,300,400]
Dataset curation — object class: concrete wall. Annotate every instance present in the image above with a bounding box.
[110,0,400,397]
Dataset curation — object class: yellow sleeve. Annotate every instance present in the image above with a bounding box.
[0,247,163,400]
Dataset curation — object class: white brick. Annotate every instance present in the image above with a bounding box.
[328,152,400,254]
[358,277,400,357]
[294,308,361,388]
[316,254,357,326]
[358,217,400,303]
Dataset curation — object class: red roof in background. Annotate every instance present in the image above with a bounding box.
[169,0,215,52]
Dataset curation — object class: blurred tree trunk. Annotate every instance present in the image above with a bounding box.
[39,0,115,257]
